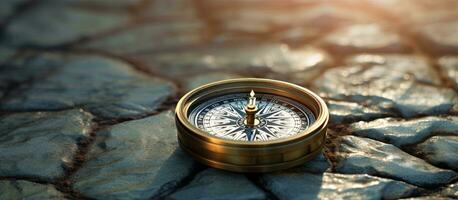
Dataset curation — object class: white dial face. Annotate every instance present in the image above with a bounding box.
[188,93,315,141]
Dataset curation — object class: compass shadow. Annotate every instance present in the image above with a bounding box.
[151,147,205,198]
[259,152,330,199]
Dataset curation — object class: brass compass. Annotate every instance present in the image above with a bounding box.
[175,78,329,172]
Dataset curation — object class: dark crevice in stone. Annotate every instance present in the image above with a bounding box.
[52,122,102,200]
[402,132,458,150]
[6,41,78,53]
[3,17,187,51]
[346,132,458,176]
[0,0,38,41]
[388,15,454,91]
[152,164,207,200]
[0,107,83,116]
[67,17,197,50]
[245,174,280,200]
[430,56,458,94]
[324,127,348,172]
[60,48,183,90]
[339,136,457,189]
[94,94,178,126]
[324,95,458,122]
[401,132,458,173]
[0,175,94,200]
[0,52,62,105]
[320,42,413,57]
[128,0,153,20]
[0,176,50,185]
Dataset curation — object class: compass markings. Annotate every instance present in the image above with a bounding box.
[228,103,245,118]
[191,93,315,141]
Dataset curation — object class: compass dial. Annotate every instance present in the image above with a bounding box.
[189,93,316,141]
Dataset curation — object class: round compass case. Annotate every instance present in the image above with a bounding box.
[175,78,329,172]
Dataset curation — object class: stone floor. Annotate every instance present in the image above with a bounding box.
[0,0,457,199]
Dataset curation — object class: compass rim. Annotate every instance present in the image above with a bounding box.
[175,78,329,146]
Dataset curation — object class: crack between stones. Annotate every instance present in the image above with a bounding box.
[0,176,51,185]
[60,48,184,91]
[51,122,104,200]
[0,51,63,107]
[49,94,181,199]
[0,0,38,42]
[387,12,456,94]
[94,93,179,126]
[400,132,458,173]
[324,127,348,172]
[339,135,458,190]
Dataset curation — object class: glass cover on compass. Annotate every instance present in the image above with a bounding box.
[188,91,316,141]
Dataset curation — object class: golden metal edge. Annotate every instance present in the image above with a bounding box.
[178,138,324,173]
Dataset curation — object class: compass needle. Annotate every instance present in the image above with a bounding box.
[176,78,328,172]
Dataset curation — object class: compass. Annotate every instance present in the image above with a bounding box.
[175,78,329,172]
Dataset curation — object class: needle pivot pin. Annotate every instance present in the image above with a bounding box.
[245,90,258,126]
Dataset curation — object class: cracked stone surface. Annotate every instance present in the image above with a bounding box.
[0,0,28,23]
[350,116,458,147]
[414,136,458,171]
[438,56,458,88]
[345,54,441,85]
[3,2,129,47]
[323,24,407,53]
[0,180,66,200]
[417,21,458,54]
[140,0,197,19]
[335,135,457,187]
[1,0,458,199]
[327,100,393,124]
[134,43,331,78]
[441,183,458,198]
[262,172,417,200]
[211,4,375,34]
[313,63,457,117]
[168,169,266,200]
[79,20,206,55]
[72,111,198,199]
[0,109,93,181]
[0,53,175,119]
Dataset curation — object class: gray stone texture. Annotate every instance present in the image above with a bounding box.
[72,111,198,199]
[262,172,417,200]
[350,116,458,147]
[168,169,266,200]
[0,109,93,181]
[0,180,66,200]
[313,63,457,118]
[0,53,175,119]
[335,135,457,187]
[4,2,128,47]
[438,56,458,88]
[414,136,458,171]
[323,24,408,53]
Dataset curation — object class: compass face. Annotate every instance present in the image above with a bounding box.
[188,93,316,141]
